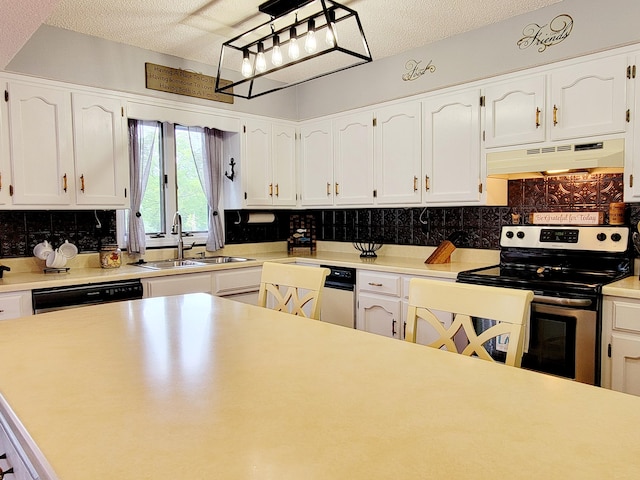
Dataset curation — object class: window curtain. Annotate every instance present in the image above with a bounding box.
[128,119,159,254]
[187,127,225,251]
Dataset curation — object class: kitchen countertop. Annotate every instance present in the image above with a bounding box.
[603,274,640,299]
[1,293,639,479]
[0,243,499,293]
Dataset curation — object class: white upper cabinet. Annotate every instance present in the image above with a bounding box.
[333,111,374,206]
[483,54,628,149]
[299,120,333,206]
[549,55,628,141]
[7,80,75,206]
[271,123,297,206]
[484,75,546,148]
[422,88,482,204]
[0,83,11,205]
[5,78,130,209]
[626,53,640,201]
[244,119,296,207]
[374,102,422,205]
[72,92,129,207]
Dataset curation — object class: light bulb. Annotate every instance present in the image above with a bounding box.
[326,10,337,47]
[288,26,300,60]
[305,19,317,54]
[241,50,252,78]
[271,35,283,66]
[256,42,267,73]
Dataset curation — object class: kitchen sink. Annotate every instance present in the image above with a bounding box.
[197,256,253,264]
[135,257,252,270]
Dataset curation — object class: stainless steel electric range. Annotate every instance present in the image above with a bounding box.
[457,225,633,385]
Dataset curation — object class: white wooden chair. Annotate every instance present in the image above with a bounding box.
[405,278,534,367]
[257,262,330,320]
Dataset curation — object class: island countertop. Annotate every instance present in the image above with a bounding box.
[1,293,639,479]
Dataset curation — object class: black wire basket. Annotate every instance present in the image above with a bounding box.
[353,240,383,258]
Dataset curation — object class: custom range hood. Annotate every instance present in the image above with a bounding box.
[486,138,624,179]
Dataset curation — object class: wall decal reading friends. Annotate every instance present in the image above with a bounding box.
[402,59,436,81]
[517,14,573,53]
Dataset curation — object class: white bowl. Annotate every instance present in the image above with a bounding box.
[33,241,53,260]
[59,240,78,260]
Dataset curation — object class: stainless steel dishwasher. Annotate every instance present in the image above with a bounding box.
[320,265,356,328]
[32,279,144,313]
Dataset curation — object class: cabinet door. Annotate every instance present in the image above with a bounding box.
[484,76,546,148]
[357,293,402,339]
[72,92,129,207]
[299,121,333,206]
[0,291,33,320]
[549,55,627,141]
[422,89,481,204]
[611,333,640,397]
[333,112,374,205]
[271,123,296,206]
[143,273,213,298]
[243,119,272,206]
[626,54,640,201]
[7,81,74,206]
[374,102,422,205]
[0,84,10,205]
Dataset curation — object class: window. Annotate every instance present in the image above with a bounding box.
[122,120,220,251]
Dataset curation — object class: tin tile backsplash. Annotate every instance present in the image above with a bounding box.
[0,173,637,258]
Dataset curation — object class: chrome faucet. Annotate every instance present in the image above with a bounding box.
[171,211,184,260]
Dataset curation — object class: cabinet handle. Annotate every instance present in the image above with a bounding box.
[326,182,331,196]
[535,107,541,128]
[335,183,340,195]
[275,184,279,197]
[0,172,2,191]
[80,174,85,193]
[63,174,68,192]
[0,462,15,480]
[269,183,273,196]
[413,176,418,192]
[392,319,397,337]
[368,282,383,286]
[425,175,430,192]
[553,104,558,126]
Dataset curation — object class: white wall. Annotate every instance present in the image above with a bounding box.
[6,0,640,121]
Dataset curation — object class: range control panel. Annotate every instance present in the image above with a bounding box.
[500,225,630,252]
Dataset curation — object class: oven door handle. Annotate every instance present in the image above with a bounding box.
[533,295,592,307]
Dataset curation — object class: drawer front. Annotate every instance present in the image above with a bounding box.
[613,301,640,334]
[358,271,401,297]
[213,267,262,296]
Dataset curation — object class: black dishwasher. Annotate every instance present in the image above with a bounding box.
[32,279,144,313]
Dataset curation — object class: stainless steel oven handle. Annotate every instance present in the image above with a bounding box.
[533,295,592,307]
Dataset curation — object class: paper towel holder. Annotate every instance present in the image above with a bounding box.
[225,158,236,181]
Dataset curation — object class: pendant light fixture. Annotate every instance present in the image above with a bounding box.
[215,0,372,99]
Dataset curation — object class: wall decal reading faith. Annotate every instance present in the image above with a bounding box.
[402,59,436,81]
[145,63,234,104]
[517,14,573,53]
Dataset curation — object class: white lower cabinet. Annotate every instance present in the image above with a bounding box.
[212,267,262,305]
[602,296,640,396]
[0,291,32,320]
[142,272,214,298]
[0,411,38,480]
[356,270,453,342]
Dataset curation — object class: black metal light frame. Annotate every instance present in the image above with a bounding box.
[215,0,372,99]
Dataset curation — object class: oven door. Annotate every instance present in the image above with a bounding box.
[522,297,597,385]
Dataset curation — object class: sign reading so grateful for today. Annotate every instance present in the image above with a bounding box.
[530,211,604,225]
[145,63,233,104]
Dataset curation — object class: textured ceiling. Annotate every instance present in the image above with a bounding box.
[2,0,563,75]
